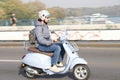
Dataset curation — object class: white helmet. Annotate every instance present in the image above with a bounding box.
[38,10,50,20]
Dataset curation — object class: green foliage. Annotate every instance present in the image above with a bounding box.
[0,0,46,20]
[48,7,65,19]
[1,0,120,21]
[24,0,46,19]
[0,0,66,20]
[1,0,27,19]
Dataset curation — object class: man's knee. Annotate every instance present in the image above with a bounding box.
[53,45,60,51]
[56,45,61,51]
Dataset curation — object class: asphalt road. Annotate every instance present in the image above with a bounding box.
[0,47,120,80]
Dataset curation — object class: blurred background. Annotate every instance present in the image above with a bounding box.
[0,0,120,45]
[0,0,120,26]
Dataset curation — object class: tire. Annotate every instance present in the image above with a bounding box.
[25,71,35,78]
[73,64,90,80]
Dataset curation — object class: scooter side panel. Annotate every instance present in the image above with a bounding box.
[22,53,51,69]
[70,58,88,69]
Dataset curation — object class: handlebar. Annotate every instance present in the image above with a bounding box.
[51,30,68,41]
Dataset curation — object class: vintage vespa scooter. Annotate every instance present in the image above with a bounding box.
[21,30,90,80]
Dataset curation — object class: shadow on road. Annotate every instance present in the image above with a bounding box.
[18,67,75,80]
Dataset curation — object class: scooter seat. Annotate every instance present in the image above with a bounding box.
[28,47,53,57]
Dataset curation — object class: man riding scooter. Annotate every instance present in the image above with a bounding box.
[22,22,91,80]
[33,10,65,72]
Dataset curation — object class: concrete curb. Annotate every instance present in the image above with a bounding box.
[0,42,24,47]
[0,41,120,47]
[78,43,120,47]
[76,41,120,47]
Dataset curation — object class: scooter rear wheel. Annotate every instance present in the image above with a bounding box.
[25,71,35,78]
[73,64,90,80]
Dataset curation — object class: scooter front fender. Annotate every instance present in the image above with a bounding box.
[70,57,88,70]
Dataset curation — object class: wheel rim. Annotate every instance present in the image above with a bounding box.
[74,65,88,79]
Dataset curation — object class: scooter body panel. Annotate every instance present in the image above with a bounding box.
[22,53,51,69]
[70,57,88,69]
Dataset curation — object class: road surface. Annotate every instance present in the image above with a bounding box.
[0,47,120,80]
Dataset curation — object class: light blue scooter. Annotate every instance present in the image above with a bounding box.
[21,31,90,80]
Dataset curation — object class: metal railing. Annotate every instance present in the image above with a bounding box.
[0,18,60,26]
[0,17,120,26]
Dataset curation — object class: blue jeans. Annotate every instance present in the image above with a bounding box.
[38,42,65,65]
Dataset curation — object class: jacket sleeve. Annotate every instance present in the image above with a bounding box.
[34,26,52,46]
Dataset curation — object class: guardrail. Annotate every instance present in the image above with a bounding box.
[0,24,120,30]
[0,24,120,41]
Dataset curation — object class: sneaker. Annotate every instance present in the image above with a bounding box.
[49,65,60,72]
[57,62,64,67]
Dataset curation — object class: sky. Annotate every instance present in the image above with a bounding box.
[21,0,120,8]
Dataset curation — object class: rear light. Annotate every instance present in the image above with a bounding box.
[21,63,26,68]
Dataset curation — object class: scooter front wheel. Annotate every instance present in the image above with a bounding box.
[73,64,90,80]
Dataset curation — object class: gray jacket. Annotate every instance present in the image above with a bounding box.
[34,21,52,46]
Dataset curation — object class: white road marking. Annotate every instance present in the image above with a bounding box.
[0,59,21,62]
